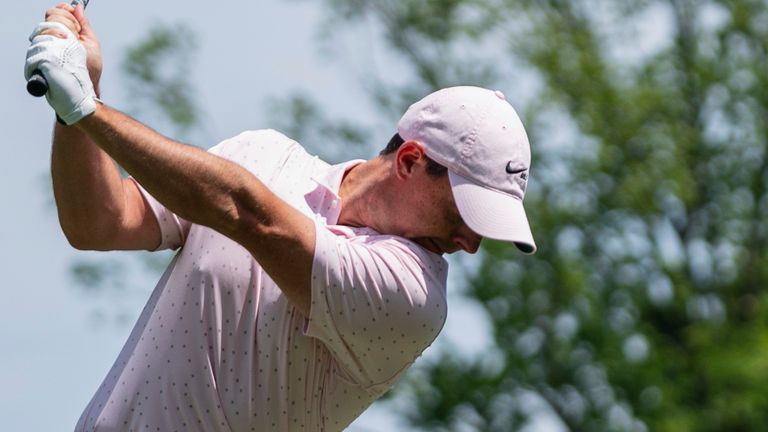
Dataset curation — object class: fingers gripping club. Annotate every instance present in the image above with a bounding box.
[27,0,90,97]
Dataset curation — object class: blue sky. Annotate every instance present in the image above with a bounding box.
[1,1,507,430]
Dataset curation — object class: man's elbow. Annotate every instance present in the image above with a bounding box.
[60,220,117,251]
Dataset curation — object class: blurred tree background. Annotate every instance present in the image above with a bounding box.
[74,0,768,430]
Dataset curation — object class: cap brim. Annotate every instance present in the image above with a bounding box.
[449,172,536,254]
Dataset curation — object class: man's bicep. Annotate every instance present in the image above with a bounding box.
[108,178,191,251]
[100,178,162,250]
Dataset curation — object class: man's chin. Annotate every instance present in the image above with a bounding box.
[412,238,444,255]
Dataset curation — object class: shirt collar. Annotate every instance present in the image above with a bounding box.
[311,158,366,197]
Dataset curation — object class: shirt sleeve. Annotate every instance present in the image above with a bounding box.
[305,220,449,390]
[131,129,299,251]
[130,178,191,251]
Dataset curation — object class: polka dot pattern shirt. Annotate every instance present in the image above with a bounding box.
[75,130,449,431]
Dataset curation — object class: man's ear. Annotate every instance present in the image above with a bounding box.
[394,140,427,180]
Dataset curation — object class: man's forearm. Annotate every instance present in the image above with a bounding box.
[75,104,269,241]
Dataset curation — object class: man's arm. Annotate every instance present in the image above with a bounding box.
[75,104,316,315]
[32,4,315,314]
[52,123,161,250]
[44,3,161,251]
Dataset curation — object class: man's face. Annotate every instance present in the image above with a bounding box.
[411,174,483,255]
[392,143,483,255]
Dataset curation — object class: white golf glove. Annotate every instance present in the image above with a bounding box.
[25,21,98,125]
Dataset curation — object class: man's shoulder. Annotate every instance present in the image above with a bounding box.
[234,128,296,143]
[207,129,322,176]
[209,129,303,155]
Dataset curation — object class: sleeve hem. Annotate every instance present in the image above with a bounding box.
[128,177,186,251]
[302,216,328,340]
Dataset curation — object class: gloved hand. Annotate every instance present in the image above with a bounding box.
[25,21,98,125]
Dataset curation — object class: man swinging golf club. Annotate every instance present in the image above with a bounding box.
[25,3,536,431]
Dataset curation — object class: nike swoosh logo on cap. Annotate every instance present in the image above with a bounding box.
[506,161,527,175]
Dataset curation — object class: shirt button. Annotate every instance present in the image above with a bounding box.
[331,199,339,208]
[494,90,506,100]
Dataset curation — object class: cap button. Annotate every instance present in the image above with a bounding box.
[494,90,506,100]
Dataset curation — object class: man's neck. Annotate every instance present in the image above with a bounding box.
[336,157,390,230]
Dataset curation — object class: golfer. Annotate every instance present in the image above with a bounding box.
[26,4,536,431]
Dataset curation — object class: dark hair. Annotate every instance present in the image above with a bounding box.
[380,133,448,177]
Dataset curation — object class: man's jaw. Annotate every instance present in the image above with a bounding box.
[413,238,446,255]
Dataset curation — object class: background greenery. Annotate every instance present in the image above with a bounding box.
[75,0,768,430]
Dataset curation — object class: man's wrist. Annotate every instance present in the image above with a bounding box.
[57,97,101,126]
[74,99,104,131]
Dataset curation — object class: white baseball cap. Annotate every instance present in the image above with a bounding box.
[397,86,536,254]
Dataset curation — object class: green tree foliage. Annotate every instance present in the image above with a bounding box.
[311,0,768,430]
[122,23,201,139]
[266,94,370,162]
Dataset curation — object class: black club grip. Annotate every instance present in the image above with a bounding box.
[26,0,89,97]
[27,69,49,97]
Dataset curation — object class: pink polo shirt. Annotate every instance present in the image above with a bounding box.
[76,130,449,431]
